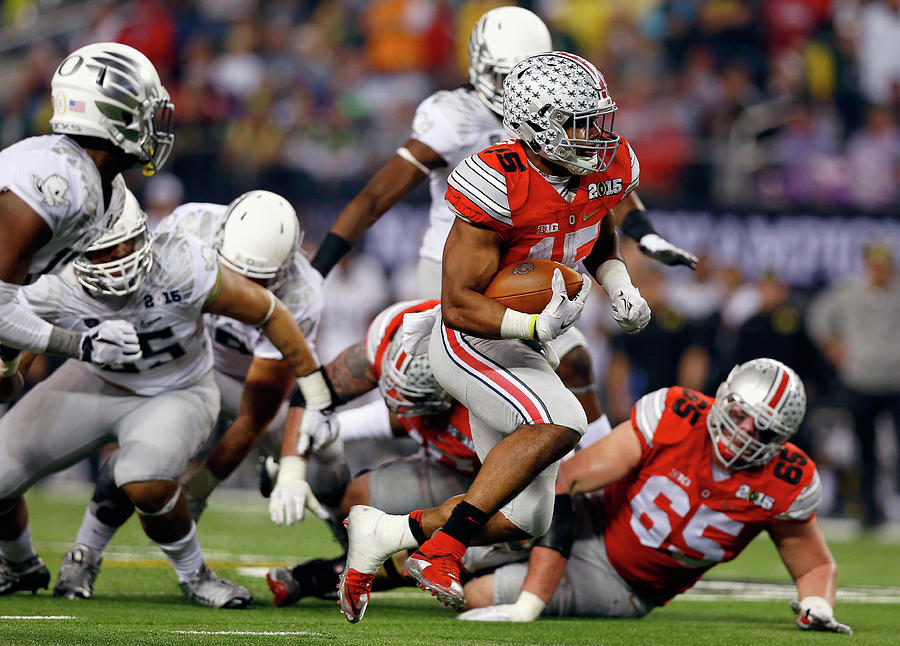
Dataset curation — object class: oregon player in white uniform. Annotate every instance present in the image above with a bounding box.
[0,42,175,380]
[51,191,347,601]
[0,192,336,606]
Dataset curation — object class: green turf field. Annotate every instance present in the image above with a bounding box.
[1,482,897,646]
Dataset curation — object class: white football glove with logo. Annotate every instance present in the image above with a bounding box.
[638,233,698,269]
[609,284,651,335]
[457,591,546,623]
[268,455,329,526]
[533,269,591,342]
[790,597,852,634]
[79,320,142,366]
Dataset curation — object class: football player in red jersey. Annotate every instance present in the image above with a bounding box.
[266,299,482,607]
[339,52,653,622]
[458,358,851,635]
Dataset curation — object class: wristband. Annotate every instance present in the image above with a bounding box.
[620,208,657,242]
[500,308,536,340]
[297,366,332,410]
[311,233,352,278]
[514,590,547,620]
[276,455,307,484]
[183,466,221,502]
[595,259,631,295]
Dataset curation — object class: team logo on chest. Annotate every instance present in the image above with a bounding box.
[735,484,775,510]
[587,178,623,200]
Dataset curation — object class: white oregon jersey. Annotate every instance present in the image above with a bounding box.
[0,135,126,280]
[18,231,218,396]
[158,202,324,380]
[411,86,507,263]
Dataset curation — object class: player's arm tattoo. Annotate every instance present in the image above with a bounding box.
[326,341,378,401]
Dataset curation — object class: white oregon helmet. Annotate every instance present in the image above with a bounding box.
[503,52,620,175]
[50,42,174,176]
[707,358,807,470]
[468,6,552,116]
[378,335,452,417]
[217,190,301,282]
[73,189,153,296]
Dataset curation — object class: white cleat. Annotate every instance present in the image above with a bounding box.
[339,505,408,623]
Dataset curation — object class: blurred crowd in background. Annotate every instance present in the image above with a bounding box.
[0,0,898,529]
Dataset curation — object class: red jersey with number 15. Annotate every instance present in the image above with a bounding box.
[598,387,821,606]
[444,137,639,269]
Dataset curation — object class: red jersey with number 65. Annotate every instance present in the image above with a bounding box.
[365,300,479,477]
[598,387,821,606]
[444,137,639,269]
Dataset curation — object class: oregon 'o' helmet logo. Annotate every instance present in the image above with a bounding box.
[513,262,535,275]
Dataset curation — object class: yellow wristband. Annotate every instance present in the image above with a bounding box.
[529,314,537,340]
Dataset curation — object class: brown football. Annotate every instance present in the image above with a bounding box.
[485,259,584,314]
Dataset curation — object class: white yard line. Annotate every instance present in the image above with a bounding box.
[170,631,326,636]
[0,616,78,620]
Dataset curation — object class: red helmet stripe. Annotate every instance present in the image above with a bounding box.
[767,370,791,410]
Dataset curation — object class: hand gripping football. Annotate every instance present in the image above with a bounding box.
[485,259,583,314]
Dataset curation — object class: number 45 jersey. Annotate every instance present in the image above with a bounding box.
[18,230,219,396]
[600,387,821,606]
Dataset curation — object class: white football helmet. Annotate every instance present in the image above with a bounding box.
[73,189,153,296]
[468,6,552,116]
[378,336,452,417]
[50,42,174,176]
[217,190,301,283]
[503,52,619,175]
[707,358,807,470]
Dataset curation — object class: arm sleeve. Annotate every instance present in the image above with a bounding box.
[0,280,54,353]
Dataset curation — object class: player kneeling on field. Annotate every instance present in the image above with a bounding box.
[0,191,333,608]
[457,358,851,634]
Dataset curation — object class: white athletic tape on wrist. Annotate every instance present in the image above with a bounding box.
[297,368,331,410]
[514,590,546,620]
[396,147,431,175]
[595,259,631,295]
[136,485,182,517]
[500,308,536,340]
[800,596,833,616]
[276,455,307,484]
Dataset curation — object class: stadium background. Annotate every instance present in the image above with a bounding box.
[1,0,898,530]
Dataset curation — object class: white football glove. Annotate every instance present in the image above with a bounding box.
[79,320,142,366]
[268,455,329,526]
[297,408,340,455]
[790,597,852,634]
[533,270,591,342]
[608,283,651,335]
[457,591,545,623]
[638,233,698,269]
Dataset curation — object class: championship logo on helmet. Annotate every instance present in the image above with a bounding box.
[73,189,153,296]
[468,7,552,116]
[217,190,301,285]
[503,52,619,175]
[707,358,807,470]
[50,42,174,176]
[378,336,452,417]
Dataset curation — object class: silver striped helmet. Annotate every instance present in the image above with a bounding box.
[468,6,552,116]
[503,52,619,175]
[73,189,153,296]
[378,336,452,417]
[50,42,174,176]
[707,358,806,470]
